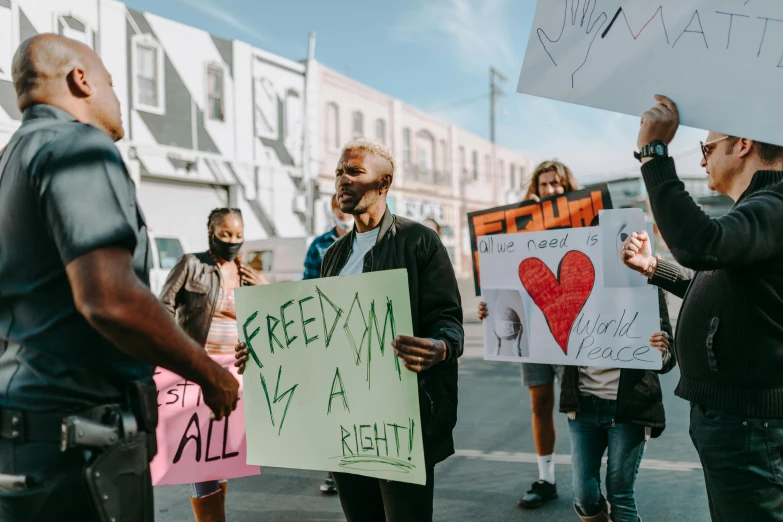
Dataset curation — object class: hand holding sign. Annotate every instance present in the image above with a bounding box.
[638,95,680,150]
[392,335,447,373]
[234,341,249,375]
[537,0,608,88]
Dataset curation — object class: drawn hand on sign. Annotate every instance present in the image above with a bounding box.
[392,336,447,373]
[536,0,608,88]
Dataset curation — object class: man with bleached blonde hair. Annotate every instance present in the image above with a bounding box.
[237,138,463,520]
[327,138,463,520]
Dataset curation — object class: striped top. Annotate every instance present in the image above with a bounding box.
[204,285,239,355]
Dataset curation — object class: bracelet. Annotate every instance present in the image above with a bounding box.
[642,256,658,279]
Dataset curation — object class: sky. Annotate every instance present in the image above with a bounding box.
[122,0,708,183]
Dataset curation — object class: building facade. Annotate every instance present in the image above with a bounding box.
[596,175,733,218]
[0,0,532,282]
[316,67,532,279]
[0,0,316,258]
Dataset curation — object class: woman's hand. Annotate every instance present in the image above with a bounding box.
[234,341,249,375]
[649,331,670,357]
[239,264,267,286]
[478,302,488,321]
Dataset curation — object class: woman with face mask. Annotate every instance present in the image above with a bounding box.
[159,207,266,522]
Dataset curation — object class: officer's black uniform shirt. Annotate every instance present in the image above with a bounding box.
[0,105,154,412]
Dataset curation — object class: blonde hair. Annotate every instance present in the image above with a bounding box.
[524,160,579,200]
[342,138,396,174]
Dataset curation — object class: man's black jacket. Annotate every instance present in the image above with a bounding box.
[321,209,464,467]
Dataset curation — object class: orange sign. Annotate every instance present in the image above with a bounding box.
[468,186,612,295]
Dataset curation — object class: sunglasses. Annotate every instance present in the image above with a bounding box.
[700,135,730,161]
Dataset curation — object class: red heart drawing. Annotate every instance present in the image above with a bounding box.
[518,251,595,355]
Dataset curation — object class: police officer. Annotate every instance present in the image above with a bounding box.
[0,34,240,521]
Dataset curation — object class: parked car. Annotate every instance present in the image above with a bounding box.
[148,231,188,296]
[243,237,309,284]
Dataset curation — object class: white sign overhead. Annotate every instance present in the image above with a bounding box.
[517,0,783,147]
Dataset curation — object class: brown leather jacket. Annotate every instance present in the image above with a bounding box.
[160,252,222,346]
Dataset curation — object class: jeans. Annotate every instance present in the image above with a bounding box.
[689,403,783,522]
[332,467,435,522]
[569,395,646,522]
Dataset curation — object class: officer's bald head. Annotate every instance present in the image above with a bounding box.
[11,34,125,141]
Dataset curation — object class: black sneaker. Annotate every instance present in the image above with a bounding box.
[319,474,337,495]
[518,480,557,509]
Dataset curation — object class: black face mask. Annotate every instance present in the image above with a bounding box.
[210,236,243,262]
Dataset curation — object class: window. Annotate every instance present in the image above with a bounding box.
[416,131,435,172]
[419,148,428,170]
[352,111,363,139]
[403,128,412,166]
[326,102,339,150]
[206,64,224,121]
[57,14,93,48]
[510,163,516,188]
[459,147,466,176]
[0,1,13,80]
[254,77,277,139]
[440,139,448,171]
[472,151,478,180]
[133,35,165,114]
[375,118,386,144]
[155,237,184,269]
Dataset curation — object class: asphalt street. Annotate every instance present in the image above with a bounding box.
[155,302,711,522]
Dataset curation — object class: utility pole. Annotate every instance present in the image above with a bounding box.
[302,31,316,235]
[490,67,507,203]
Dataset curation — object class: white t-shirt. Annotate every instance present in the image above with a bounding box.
[339,227,380,276]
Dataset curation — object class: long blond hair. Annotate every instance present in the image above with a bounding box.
[524,160,579,200]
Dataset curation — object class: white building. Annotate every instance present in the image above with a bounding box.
[0,0,315,260]
[316,67,532,279]
[0,0,533,283]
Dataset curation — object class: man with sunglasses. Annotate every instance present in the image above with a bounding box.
[621,95,783,522]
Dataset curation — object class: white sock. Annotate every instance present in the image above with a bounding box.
[537,454,556,484]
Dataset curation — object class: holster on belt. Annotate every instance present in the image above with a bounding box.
[126,376,159,461]
[59,377,159,522]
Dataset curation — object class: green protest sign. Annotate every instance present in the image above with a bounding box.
[234,269,426,485]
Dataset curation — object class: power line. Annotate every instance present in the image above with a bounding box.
[429,93,489,113]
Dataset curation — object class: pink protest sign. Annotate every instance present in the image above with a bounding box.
[151,354,260,486]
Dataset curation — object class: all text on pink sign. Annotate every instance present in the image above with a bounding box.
[150,354,261,486]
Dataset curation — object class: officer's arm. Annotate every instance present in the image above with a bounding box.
[67,246,225,388]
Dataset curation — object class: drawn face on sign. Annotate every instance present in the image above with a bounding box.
[335,149,393,216]
[537,170,567,198]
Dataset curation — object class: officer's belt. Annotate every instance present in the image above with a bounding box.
[0,404,121,444]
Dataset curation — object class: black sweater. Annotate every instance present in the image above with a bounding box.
[643,157,783,418]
